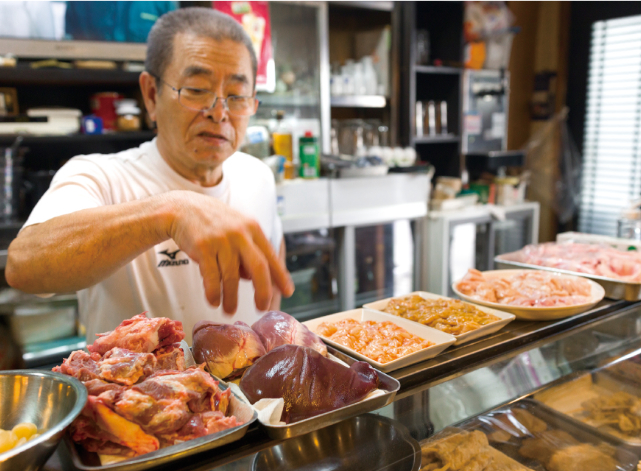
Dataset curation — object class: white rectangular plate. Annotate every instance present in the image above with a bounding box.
[303,308,456,372]
[363,291,515,345]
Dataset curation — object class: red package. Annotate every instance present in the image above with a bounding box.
[213,1,274,92]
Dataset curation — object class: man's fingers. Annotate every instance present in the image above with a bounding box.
[235,242,272,311]
[249,226,294,298]
[199,255,222,308]
[217,247,239,314]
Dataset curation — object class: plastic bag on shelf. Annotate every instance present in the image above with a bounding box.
[523,107,582,224]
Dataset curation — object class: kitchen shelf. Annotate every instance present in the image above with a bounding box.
[330,95,387,108]
[0,131,156,145]
[257,93,319,107]
[0,65,141,86]
[413,135,460,144]
[332,1,394,11]
[414,65,463,75]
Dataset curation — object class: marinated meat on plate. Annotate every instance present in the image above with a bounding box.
[251,311,328,356]
[192,320,266,379]
[239,344,378,423]
[55,313,243,458]
[456,268,592,307]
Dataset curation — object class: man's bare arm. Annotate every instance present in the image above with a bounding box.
[6,190,293,312]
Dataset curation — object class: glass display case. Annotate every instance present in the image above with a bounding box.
[354,220,415,306]
[281,229,339,321]
[99,300,640,471]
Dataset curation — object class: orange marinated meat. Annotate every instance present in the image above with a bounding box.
[315,318,433,363]
[382,295,499,336]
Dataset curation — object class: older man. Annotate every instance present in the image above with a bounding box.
[6,8,293,343]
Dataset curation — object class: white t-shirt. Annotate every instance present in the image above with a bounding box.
[23,139,282,344]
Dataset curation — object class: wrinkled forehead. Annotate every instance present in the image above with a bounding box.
[168,33,254,88]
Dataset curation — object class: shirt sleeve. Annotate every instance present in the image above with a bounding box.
[22,155,112,230]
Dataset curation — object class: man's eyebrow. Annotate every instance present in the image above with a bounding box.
[229,73,249,85]
[182,65,211,78]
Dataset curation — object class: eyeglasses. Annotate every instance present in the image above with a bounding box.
[152,75,259,116]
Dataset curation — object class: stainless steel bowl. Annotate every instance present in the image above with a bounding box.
[253,414,421,471]
[0,370,87,471]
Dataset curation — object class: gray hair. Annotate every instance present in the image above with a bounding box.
[146,7,258,88]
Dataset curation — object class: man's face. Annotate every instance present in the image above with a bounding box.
[147,34,255,177]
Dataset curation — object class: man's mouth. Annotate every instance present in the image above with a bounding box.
[198,132,229,143]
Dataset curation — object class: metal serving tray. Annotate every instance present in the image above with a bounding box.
[532,367,641,453]
[423,398,638,471]
[495,253,641,301]
[59,385,257,471]
[257,346,400,440]
[252,414,421,471]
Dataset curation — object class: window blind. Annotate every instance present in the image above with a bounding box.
[579,14,641,236]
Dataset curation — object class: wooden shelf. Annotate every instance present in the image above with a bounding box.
[0,131,155,145]
[414,65,463,75]
[331,95,387,108]
[0,65,141,86]
[413,135,460,144]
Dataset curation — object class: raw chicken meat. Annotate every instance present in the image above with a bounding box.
[53,350,102,381]
[88,313,185,355]
[251,311,328,357]
[55,314,242,458]
[76,396,160,455]
[158,411,241,447]
[54,348,158,385]
[96,348,157,386]
[505,242,641,282]
[81,379,126,408]
[239,344,379,423]
[192,320,266,379]
[456,268,592,307]
[154,344,186,371]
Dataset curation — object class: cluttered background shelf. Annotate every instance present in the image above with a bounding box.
[0,64,141,86]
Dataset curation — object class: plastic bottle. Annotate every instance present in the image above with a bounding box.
[272,110,293,165]
[299,131,320,179]
[353,62,365,96]
[361,56,378,95]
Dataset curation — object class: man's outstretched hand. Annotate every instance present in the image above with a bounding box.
[167,191,294,314]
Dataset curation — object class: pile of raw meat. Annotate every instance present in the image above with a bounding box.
[53,314,242,458]
[456,269,593,307]
[193,311,380,424]
[503,242,641,282]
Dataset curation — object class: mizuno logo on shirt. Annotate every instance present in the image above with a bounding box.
[158,249,189,267]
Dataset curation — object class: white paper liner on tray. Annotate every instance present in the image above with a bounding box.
[252,389,387,426]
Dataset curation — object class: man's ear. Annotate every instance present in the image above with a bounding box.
[139,71,158,123]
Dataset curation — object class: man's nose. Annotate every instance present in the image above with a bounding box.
[203,97,228,123]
